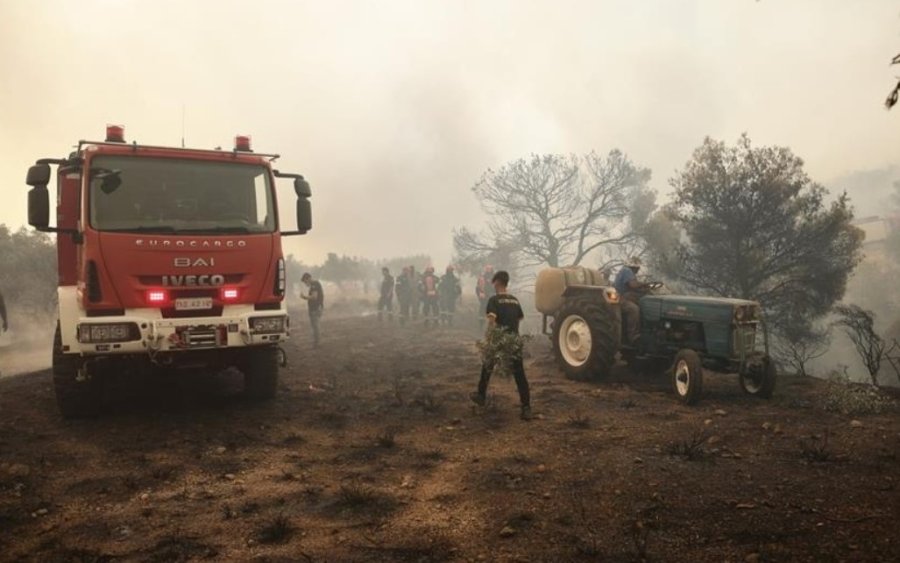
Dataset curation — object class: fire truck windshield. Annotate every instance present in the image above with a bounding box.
[89,156,276,234]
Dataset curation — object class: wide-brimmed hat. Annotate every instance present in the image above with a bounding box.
[626,257,642,268]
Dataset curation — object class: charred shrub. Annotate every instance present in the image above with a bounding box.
[256,514,293,544]
[800,430,833,463]
[376,427,398,449]
[665,429,710,461]
[566,413,591,429]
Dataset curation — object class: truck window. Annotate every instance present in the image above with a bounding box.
[88,156,275,234]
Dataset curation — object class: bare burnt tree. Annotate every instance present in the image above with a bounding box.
[451,230,519,277]
[454,151,651,269]
[772,322,831,377]
[833,304,886,386]
[886,53,900,109]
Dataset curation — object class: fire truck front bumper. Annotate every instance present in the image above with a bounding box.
[67,310,290,356]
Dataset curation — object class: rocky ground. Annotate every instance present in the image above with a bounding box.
[0,305,899,562]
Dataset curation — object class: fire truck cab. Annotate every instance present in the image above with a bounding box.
[26,126,312,417]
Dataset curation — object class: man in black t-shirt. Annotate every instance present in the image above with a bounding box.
[300,273,324,348]
[470,270,532,420]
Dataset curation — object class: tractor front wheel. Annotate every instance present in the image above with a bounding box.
[739,354,776,399]
[671,348,703,405]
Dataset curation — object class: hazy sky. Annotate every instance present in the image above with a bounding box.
[2,0,899,266]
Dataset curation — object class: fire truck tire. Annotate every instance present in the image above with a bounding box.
[242,346,279,400]
[672,348,704,405]
[552,296,620,381]
[53,323,101,418]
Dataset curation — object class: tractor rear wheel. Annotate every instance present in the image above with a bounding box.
[671,348,703,405]
[552,296,620,381]
[740,354,776,399]
[53,322,101,418]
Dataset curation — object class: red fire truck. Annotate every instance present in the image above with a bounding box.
[26,126,312,417]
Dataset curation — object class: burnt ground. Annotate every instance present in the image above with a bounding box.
[0,304,899,562]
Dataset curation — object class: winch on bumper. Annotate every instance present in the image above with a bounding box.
[71,312,290,356]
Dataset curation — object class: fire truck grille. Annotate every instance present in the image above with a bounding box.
[182,327,217,349]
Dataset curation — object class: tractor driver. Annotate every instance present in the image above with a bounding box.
[614,257,650,346]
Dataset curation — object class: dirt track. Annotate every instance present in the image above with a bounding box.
[1,307,899,562]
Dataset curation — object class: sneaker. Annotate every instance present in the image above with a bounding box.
[520,405,533,421]
[469,392,486,407]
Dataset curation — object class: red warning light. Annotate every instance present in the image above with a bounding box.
[221,287,240,302]
[106,124,125,142]
[234,135,251,151]
[146,289,168,305]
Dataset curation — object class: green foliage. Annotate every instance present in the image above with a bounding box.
[376,255,433,277]
[0,224,57,318]
[648,135,863,334]
[477,327,531,378]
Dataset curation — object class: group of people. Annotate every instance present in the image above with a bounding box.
[294,259,650,422]
[377,265,468,327]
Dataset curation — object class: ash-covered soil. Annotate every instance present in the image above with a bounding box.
[0,308,898,562]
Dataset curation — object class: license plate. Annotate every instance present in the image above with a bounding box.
[175,297,213,311]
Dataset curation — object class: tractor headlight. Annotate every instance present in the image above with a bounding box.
[250,316,286,334]
[603,288,619,304]
[78,322,140,343]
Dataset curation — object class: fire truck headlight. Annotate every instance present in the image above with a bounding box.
[78,322,140,343]
[250,316,286,334]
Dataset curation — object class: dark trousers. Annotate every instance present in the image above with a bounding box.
[308,309,322,346]
[422,296,440,325]
[377,295,393,321]
[439,297,456,324]
[477,357,530,406]
[398,298,410,324]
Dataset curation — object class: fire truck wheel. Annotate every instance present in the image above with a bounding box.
[242,346,279,400]
[53,323,101,418]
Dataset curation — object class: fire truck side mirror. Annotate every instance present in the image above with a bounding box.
[26,163,51,187]
[294,177,311,198]
[28,186,50,229]
[296,197,312,234]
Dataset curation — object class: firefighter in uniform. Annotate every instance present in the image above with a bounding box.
[420,266,441,327]
[395,266,413,325]
[438,265,462,325]
[475,264,495,328]
[377,267,394,322]
[409,266,421,320]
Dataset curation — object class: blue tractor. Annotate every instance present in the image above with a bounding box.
[535,267,776,404]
